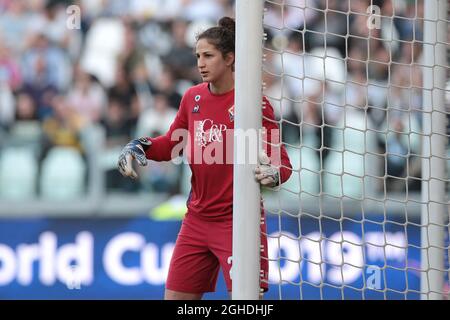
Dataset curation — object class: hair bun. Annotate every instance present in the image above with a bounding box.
[218,17,235,34]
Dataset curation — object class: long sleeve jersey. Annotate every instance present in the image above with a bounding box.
[146,83,292,220]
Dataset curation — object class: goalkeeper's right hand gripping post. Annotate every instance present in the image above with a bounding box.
[254,151,280,187]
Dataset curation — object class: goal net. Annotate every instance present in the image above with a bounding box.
[252,0,449,299]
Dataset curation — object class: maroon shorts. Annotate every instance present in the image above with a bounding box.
[165,212,268,294]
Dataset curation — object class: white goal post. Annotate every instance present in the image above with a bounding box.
[232,0,265,300]
[420,0,447,300]
[233,0,449,300]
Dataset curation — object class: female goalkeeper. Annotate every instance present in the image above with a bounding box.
[118,17,292,300]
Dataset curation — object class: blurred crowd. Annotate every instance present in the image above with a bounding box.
[0,0,448,200]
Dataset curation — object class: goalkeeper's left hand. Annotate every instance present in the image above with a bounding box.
[254,151,279,187]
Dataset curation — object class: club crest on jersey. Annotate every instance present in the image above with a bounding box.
[228,105,234,122]
[195,95,201,102]
[193,105,200,113]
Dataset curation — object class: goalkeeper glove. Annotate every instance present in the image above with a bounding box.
[118,137,152,179]
[254,151,280,187]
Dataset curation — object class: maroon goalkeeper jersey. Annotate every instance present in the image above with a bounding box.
[146,83,292,220]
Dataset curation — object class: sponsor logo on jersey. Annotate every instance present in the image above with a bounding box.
[194,119,227,147]
[192,105,200,113]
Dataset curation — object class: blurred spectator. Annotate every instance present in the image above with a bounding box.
[380,0,423,63]
[102,98,134,148]
[66,66,107,127]
[14,91,38,122]
[347,44,367,77]
[128,0,183,22]
[135,93,179,193]
[162,19,199,82]
[108,66,136,106]
[22,80,58,121]
[29,1,83,60]
[21,32,72,91]
[274,32,305,102]
[100,0,131,18]
[101,97,136,192]
[108,65,140,129]
[0,24,16,131]
[9,91,42,152]
[0,0,33,54]
[264,0,317,38]
[181,0,227,22]
[262,64,298,144]
[119,20,146,76]
[305,0,346,55]
[142,157,181,194]
[151,67,182,110]
[386,117,408,177]
[0,72,15,129]
[130,61,154,112]
[0,39,22,91]
[138,20,172,57]
[135,92,177,138]
[41,94,84,167]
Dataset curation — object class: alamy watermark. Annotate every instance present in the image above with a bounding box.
[167,125,282,166]
[66,265,82,290]
[366,265,381,290]
[367,5,381,30]
[66,5,81,30]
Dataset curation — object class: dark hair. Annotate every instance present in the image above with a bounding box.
[196,17,235,58]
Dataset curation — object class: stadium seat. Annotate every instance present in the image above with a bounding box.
[40,147,86,200]
[0,146,38,200]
